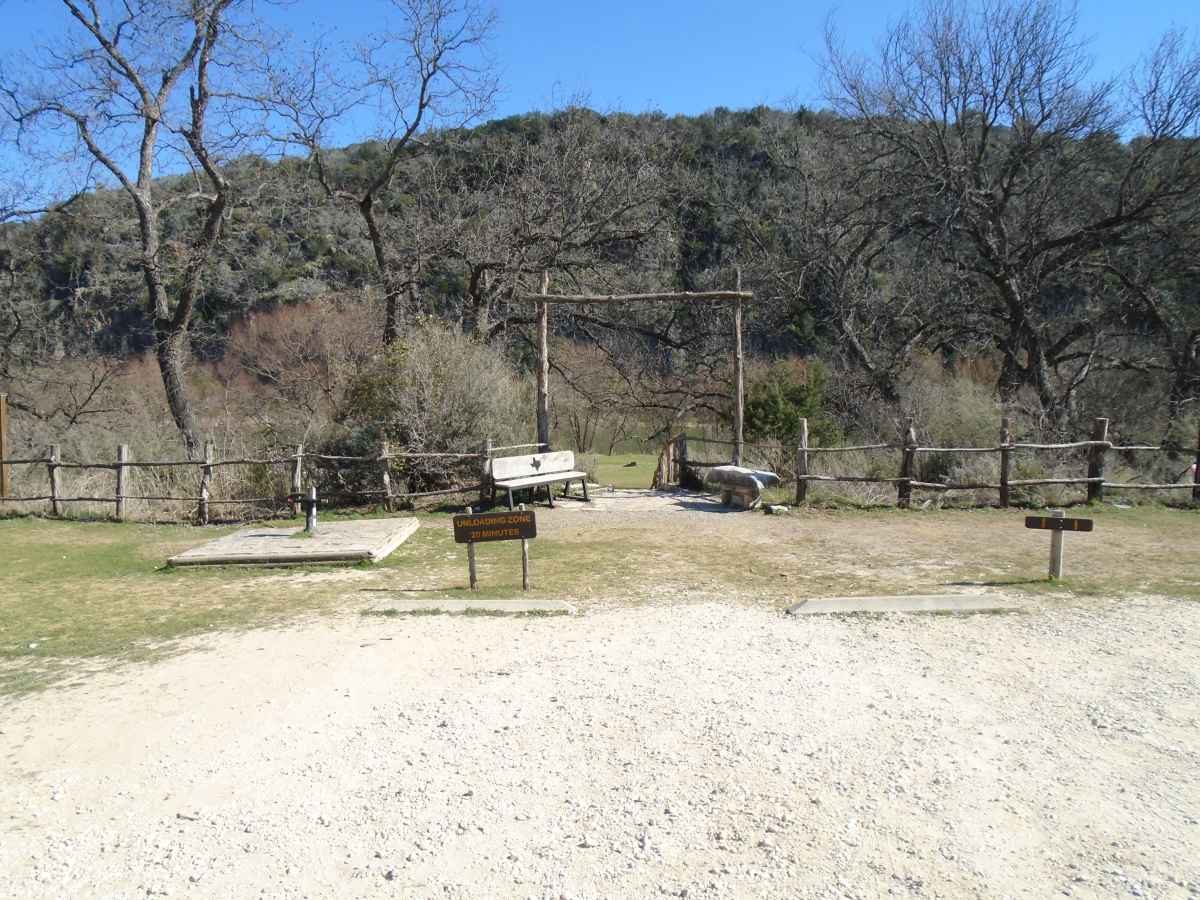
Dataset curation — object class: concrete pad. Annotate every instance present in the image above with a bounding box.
[367,599,576,616]
[167,518,419,567]
[785,594,1020,616]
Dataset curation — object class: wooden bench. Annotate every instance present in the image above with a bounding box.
[488,450,590,509]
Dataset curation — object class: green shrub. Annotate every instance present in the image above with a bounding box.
[743,358,840,448]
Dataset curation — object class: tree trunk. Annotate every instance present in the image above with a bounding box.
[155,321,201,459]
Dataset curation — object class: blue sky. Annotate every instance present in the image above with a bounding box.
[1,0,1195,120]
[0,0,1195,202]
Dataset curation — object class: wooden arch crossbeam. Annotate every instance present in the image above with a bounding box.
[513,279,754,466]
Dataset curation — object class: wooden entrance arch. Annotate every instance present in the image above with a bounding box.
[515,273,753,466]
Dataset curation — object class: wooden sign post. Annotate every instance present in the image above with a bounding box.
[453,506,537,591]
[1025,509,1094,579]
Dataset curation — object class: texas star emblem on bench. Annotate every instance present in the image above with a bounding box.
[487,450,590,509]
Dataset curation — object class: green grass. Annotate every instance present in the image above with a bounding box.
[579,452,658,489]
[1,470,1196,697]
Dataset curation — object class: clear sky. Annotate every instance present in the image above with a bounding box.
[1,0,1195,122]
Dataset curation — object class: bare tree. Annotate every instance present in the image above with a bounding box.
[729,115,959,403]
[2,0,277,457]
[825,0,1200,426]
[265,0,497,345]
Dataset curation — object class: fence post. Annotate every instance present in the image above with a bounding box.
[199,441,214,525]
[663,437,674,485]
[380,440,393,512]
[290,443,304,516]
[897,419,916,508]
[795,417,809,506]
[479,436,492,507]
[0,392,10,503]
[48,444,61,517]
[999,416,1012,508]
[1086,417,1109,503]
[678,434,689,488]
[115,444,129,521]
[1193,423,1200,505]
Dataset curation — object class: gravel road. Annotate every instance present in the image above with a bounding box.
[2,595,1198,898]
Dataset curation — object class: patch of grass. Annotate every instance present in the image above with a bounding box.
[3,500,1196,696]
[579,452,658,489]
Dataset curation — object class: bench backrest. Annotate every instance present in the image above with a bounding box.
[490,450,576,481]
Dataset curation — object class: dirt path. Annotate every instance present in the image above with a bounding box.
[2,591,1198,898]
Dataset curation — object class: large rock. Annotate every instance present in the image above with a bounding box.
[705,465,782,510]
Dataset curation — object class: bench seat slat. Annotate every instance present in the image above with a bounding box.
[494,470,588,489]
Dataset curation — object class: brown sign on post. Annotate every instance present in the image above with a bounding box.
[454,510,537,544]
[1025,509,1092,579]
[1024,515,1094,532]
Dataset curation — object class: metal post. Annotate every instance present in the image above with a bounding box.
[305,485,318,533]
[466,506,478,590]
[1048,509,1065,579]
[519,503,529,591]
[115,444,129,521]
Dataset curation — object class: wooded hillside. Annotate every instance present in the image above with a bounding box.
[1,0,1197,461]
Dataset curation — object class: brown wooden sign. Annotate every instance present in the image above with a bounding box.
[1025,515,1093,532]
[454,510,537,544]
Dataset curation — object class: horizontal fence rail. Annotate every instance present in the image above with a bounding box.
[0,437,544,524]
[658,416,1200,508]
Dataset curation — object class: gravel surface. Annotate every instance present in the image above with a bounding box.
[2,595,1198,898]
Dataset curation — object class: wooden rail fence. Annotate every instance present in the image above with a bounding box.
[0,438,548,523]
[659,417,1200,507]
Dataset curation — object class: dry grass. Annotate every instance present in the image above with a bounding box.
[1,498,1196,696]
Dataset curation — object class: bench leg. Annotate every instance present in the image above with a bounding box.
[581,477,589,501]
[547,484,555,508]
[507,488,514,510]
